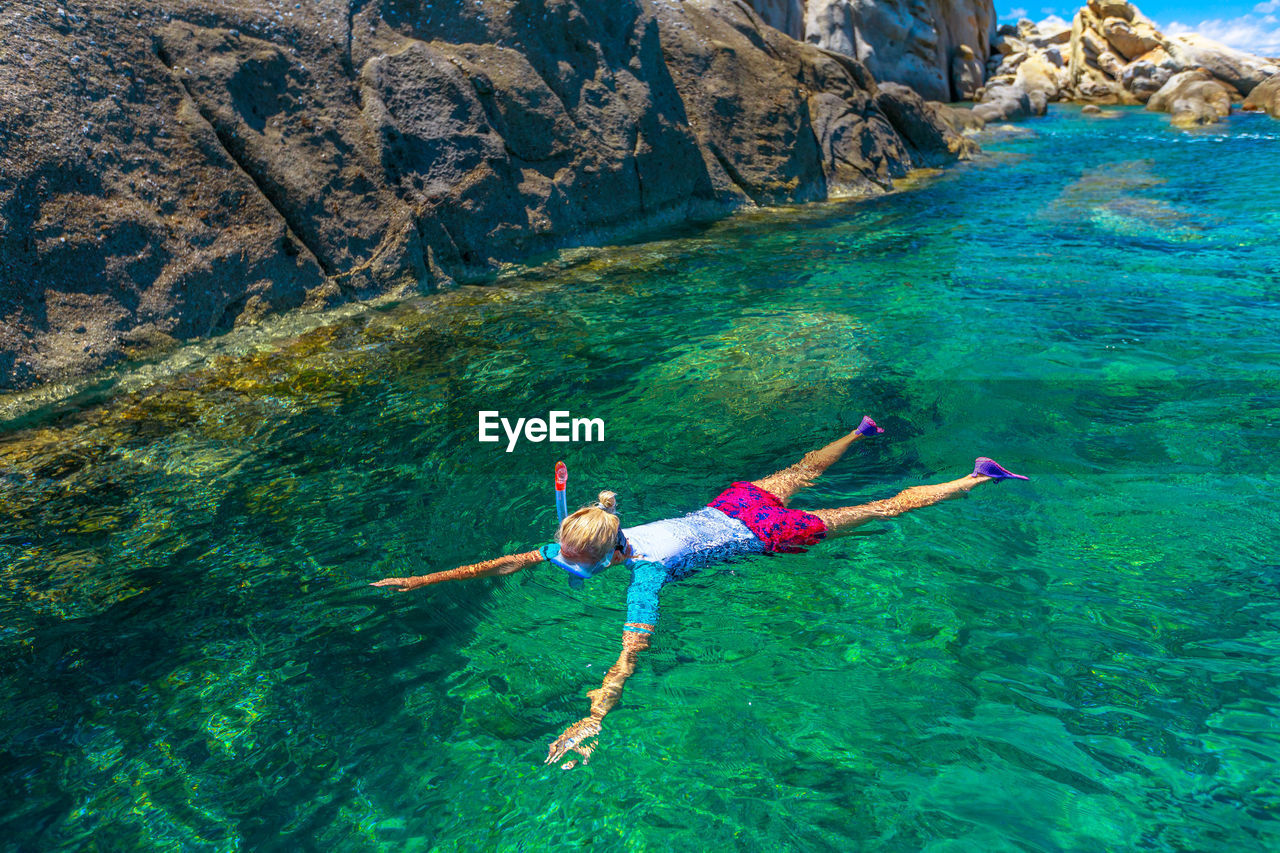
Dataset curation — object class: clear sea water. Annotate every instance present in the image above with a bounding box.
[2,106,1279,851]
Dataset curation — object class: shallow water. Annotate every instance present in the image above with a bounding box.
[2,106,1279,851]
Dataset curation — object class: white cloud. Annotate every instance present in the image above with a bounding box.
[1038,13,1070,30]
[1009,7,1029,19]
[1254,1,1279,14]
[1164,14,1280,56]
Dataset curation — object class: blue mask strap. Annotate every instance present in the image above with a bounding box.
[541,544,611,589]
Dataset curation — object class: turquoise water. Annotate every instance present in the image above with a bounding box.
[2,106,1279,850]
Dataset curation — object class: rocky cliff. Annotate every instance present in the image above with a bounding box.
[745,0,997,102]
[0,0,974,392]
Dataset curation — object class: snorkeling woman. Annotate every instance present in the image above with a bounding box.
[371,417,1030,768]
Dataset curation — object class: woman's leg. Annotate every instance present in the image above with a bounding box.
[811,473,991,535]
[751,418,880,506]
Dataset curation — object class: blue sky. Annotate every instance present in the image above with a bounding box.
[998,1,1280,55]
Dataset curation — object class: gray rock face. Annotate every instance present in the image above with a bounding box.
[1,0,973,390]
[951,44,985,100]
[746,0,998,102]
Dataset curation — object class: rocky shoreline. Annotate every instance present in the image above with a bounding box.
[0,0,975,393]
[2,0,1276,396]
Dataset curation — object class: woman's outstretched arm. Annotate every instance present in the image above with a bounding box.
[370,550,544,592]
[544,628,652,768]
[545,561,667,768]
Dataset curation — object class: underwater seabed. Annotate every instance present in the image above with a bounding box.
[2,107,1279,850]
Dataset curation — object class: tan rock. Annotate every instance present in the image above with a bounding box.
[1081,28,1110,61]
[1170,97,1223,127]
[1087,0,1134,22]
[1096,49,1125,79]
[1015,54,1064,99]
[1120,53,1175,101]
[1147,68,1233,125]
[997,52,1030,75]
[1241,75,1280,118]
[1033,17,1073,46]
[994,35,1027,56]
[1102,17,1163,62]
[1147,69,1216,111]
[1075,67,1123,102]
[1164,34,1276,95]
[1134,45,1176,68]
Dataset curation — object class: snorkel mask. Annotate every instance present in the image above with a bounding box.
[547,461,628,588]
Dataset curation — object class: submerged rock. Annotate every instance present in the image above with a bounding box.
[973,52,1061,122]
[973,82,1041,123]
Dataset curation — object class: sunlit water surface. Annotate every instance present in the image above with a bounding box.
[2,107,1279,850]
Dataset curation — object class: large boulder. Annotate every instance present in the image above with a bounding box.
[973,80,1045,123]
[1075,66,1126,104]
[872,82,980,165]
[1094,49,1126,80]
[1015,54,1068,100]
[993,35,1027,56]
[1032,16,1073,46]
[1087,0,1135,22]
[1164,34,1279,95]
[1146,69,1234,126]
[1080,26,1111,61]
[1101,17,1163,62]
[1120,48,1177,101]
[1242,75,1280,118]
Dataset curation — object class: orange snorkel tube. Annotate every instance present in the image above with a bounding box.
[554,461,568,521]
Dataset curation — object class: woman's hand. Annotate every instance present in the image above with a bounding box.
[369,576,425,592]
[545,716,602,769]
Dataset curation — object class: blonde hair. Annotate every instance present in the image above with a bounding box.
[556,491,620,562]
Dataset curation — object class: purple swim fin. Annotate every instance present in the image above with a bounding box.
[855,416,884,437]
[972,457,1029,481]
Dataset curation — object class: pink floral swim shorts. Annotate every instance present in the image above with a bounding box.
[707,481,828,553]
